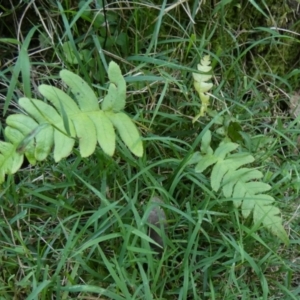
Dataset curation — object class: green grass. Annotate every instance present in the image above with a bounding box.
[1,0,300,299]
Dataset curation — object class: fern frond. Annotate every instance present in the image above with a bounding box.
[0,141,23,183]
[0,61,143,183]
[60,69,99,112]
[193,130,289,245]
[101,61,126,112]
[86,111,115,157]
[106,111,143,157]
[192,55,213,122]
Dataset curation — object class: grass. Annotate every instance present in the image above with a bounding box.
[1,0,300,299]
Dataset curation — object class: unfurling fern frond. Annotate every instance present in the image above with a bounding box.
[192,55,213,123]
[192,130,289,245]
[0,61,143,184]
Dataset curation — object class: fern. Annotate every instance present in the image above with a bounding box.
[0,61,143,184]
[192,55,213,123]
[192,130,289,245]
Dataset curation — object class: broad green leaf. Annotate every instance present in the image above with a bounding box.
[38,85,80,115]
[194,56,212,79]
[101,83,118,111]
[211,161,229,192]
[200,55,212,66]
[6,114,38,135]
[0,141,23,182]
[241,192,289,246]
[35,126,54,161]
[207,109,224,124]
[5,126,25,145]
[53,130,75,162]
[19,97,59,122]
[71,115,97,157]
[107,61,126,110]
[6,114,38,164]
[201,130,213,154]
[187,151,202,165]
[232,181,247,207]
[102,61,126,112]
[195,155,218,173]
[222,168,251,198]
[193,130,289,244]
[224,153,255,170]
[106,112,143,157]
[18,97,76,137]
[0,63,144,183]
[214,142,239,159]
[87,111,115,156]
[241,193,273,218]
[19,97,63,126]
[212,154,254,192]
[37,86,80,139]
[253,200,289,245]
[15,123,49,153]
[18,98,74,161]
[60,69,99,112]
[244,182,271,194]
[239,169,263,182]
[222,168,263,197]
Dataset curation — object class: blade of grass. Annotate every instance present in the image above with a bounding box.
[4,26,36,116]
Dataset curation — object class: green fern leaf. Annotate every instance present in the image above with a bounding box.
[238,186,288,245]
[87,111,116,156]
[194,129,289,245]
[18,97,74,161]
[201,130,213,154]
[106,111,143,157]
[34,125,54,161]
[195,155,218,173]
[232,180,271,209]
[214,142,239,159]
[222,168,263,198]
[60,70,99,112]
[4,127,24,148]
[53,130,75,162]
[38,85,80,115]
[102,61,126,112]
[72,115,97,157]
[19,97,67,127]
[253,199,288,245]
[192,55,213,122]
[38,85,80,139]
[19,98,75,137]
[102,83,118,112]
[40,79,112,157]
[38,85,98,158]
[18,123,53,161]
[0,142,23,182]
[6,114,38,165]
[211,152,254,191]
[0,62,143,183]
